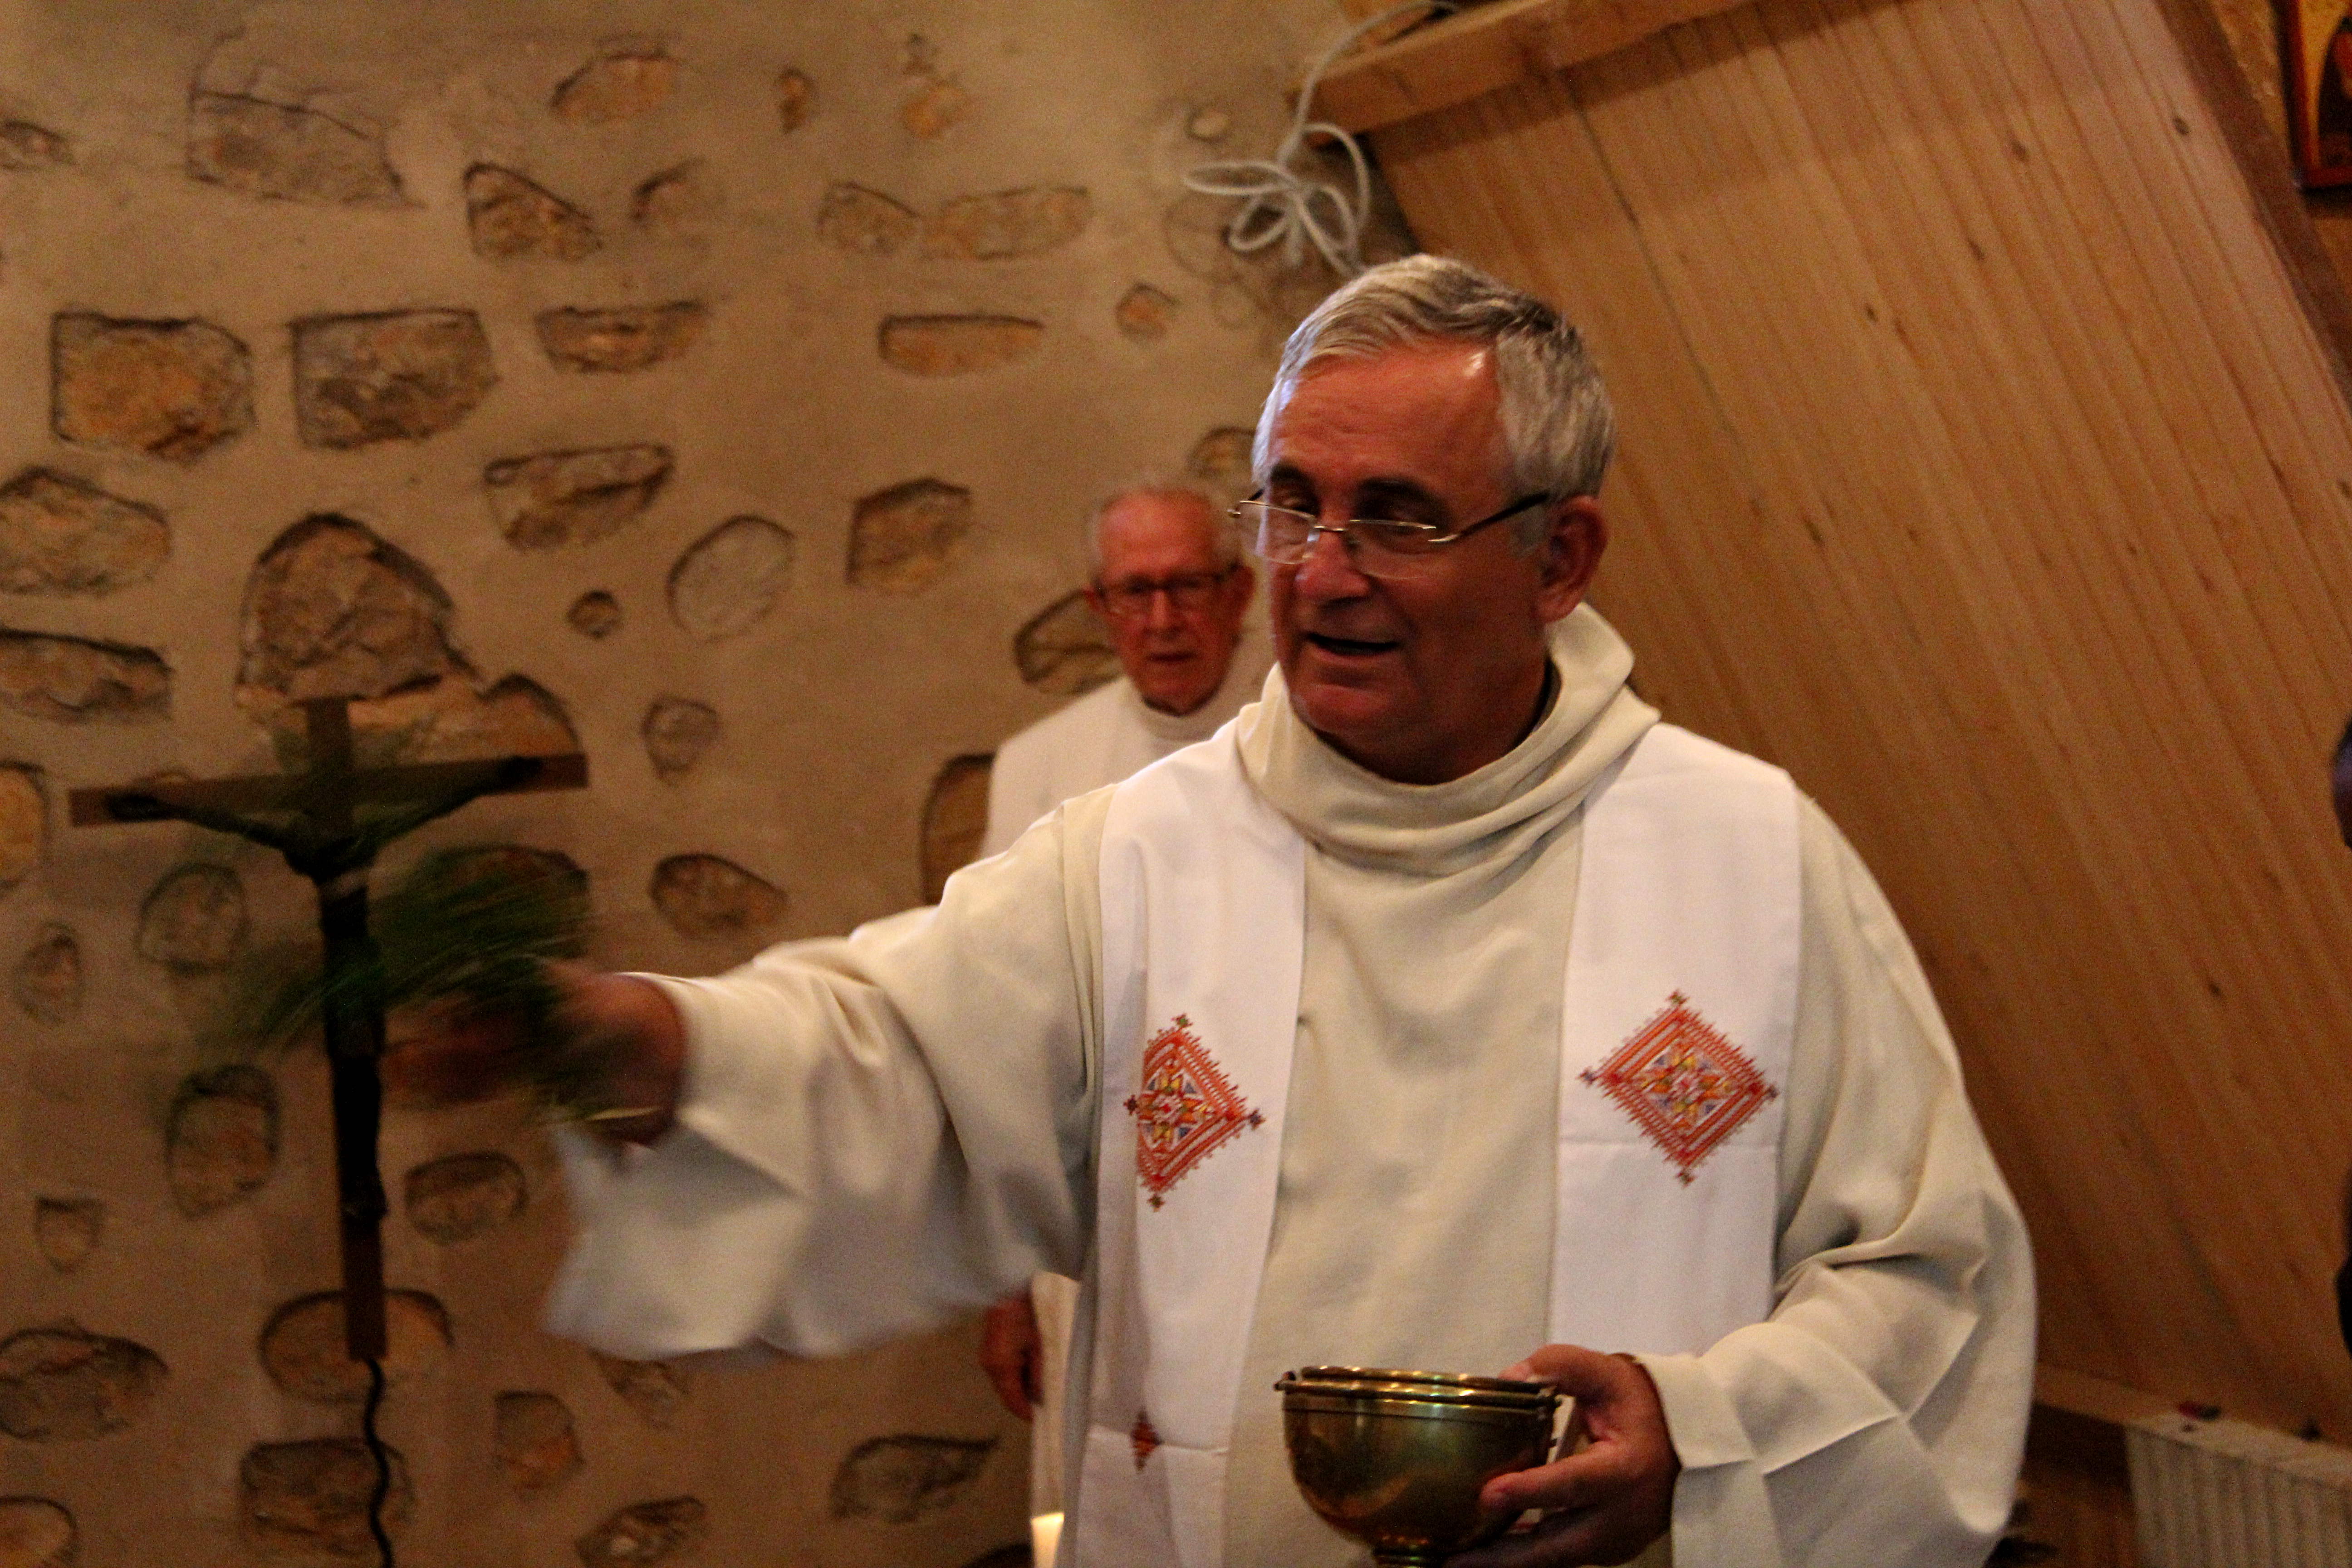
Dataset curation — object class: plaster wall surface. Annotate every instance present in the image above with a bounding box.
[0,4,1367,1567]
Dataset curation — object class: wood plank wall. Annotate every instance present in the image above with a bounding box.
[1371,0,2352,1436]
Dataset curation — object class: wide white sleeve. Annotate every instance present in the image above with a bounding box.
[1637,798,2035,1568]
[545,793,1113,1360]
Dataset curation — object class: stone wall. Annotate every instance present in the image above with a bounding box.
[0,4,1367,1568]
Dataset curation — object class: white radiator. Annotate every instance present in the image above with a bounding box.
[2127,1409,2352,1567]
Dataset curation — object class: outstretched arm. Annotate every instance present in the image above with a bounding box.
[541,794,1111,1363]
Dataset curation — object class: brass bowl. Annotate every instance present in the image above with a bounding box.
[1276,1366,1561,1566]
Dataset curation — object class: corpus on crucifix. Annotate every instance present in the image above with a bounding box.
[68,695,588,1365]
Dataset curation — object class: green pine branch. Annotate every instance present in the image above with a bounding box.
[225,847,624,1120]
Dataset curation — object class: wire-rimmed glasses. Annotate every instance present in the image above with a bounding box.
[1232,492,1551,579]
[1091,566,1241,621]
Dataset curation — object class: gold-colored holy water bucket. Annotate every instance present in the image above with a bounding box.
[1275,1365,1563,1566]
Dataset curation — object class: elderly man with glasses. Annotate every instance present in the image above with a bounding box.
[495,255,2032,1568]
[981,484,1264,865]
[975,482,1265,1544]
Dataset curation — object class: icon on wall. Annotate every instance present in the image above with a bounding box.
[2286,0,2352,187]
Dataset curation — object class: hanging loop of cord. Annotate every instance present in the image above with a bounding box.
[1182,1,1453,278]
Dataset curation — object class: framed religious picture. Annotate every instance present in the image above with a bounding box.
[2286,0,2352,188]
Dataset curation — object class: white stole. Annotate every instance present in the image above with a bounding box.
[1072,722,1800,1568]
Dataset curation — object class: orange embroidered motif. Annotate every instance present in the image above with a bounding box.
[1131,1410,1161,1469]
[1582,992,1778,1185]
[1124,1014,1264,1210]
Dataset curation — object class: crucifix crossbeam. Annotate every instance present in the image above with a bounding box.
[69,696,589,1363]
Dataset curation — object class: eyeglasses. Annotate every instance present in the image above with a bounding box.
[1091,566,1239,621]
[1233,492,1551,578]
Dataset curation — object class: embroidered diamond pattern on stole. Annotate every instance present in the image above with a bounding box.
[1581,992,1778,1185]
[1131,1411,1161,1470]
[1124,1014,1264,1210]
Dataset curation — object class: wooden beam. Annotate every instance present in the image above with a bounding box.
[1313,0,1757,133]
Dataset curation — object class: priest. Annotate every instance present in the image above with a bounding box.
[524,255,2034,1567]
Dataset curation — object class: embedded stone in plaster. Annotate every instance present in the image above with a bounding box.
[1116,284,1177,342]
[240,1439,412,1559]
[590,1353,691,1428]
[493,1392,582,1495]
[920,755,992,904]
[817,184,918,256]
[0,1324,167,1441]
[486,446,673,548]
[630,159,716,236]
[536,304,706,373]
[293,310,496,450]
[51,314,253,464]
[464,166,600,261]
[552,40,676,124]
[774,69,814,132]
[435,844,588,924]
[921,187,1090,260]
[0,469,168,595]
[403,1151,525,1243]
[0,1495,75,1568]
[237,515,460,706]
[641,699,719,783]
[1013,591,1117,696]
[0,764,42,892]
[668,516,793,640]
[260,1290,450,1403]
[649,856,784,942]
[32,1200,102,1273]
[902,78,969,139]
[848,480,970,593]
[829,1435,995,1523]
[1187,108,1231,142]
[237,517,577,766]
[166,1063,278,1217]
[1187,426,1254,491]
[576,1498,704,1568]
[186,92,400,205]
[0,122,69,170]
[137,864,245,974]
[343,674,577,766]
[879,316,1042,377]
[12,924,81,1024]
[568,592,622,640]
[0,629,169,722]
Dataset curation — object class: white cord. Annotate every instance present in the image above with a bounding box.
[1182,0,1451,278]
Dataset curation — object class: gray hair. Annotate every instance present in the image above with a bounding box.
[1082,480,1239,575]
[1252,255,1616,552]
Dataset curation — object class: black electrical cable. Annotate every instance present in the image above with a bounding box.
[360,1356,395,1568]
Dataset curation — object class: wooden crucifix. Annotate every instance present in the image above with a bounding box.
[69,696,588,1363]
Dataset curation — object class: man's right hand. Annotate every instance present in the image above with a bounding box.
[382,963,689,1144]
[980,1289,1044,1421]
